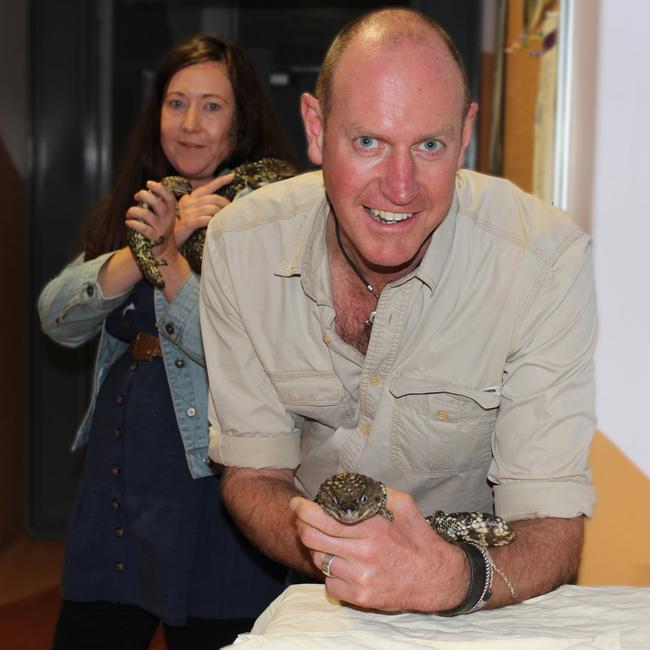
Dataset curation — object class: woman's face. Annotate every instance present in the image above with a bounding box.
[160,60,236,188]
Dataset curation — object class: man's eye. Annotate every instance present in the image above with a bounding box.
[356,136,378,149]
[418,139,444,154]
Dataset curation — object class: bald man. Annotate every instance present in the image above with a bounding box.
[200,8,596,615]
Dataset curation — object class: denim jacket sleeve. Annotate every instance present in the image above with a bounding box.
[37,252,132,347]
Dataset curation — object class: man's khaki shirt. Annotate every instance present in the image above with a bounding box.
[200,170,596,521]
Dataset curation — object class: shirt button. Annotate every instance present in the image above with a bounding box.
[115,562,125,572]
[115,527,125,537]
[204,456,213,467]
[436,410,449,421]
[116,395,125,406]
[322,333,332,345]
[360,422,371,436]
[175,358,185,368]
[369,374,381,386]
[114,427,123,439]
[187,407,196,417]
[85,285,94,297]
[111,464,121,476]
[165,323,175,335]
[129,361,138,371]
[111,498,120,509]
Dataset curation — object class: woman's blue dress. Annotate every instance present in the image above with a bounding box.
[62,281,285,625]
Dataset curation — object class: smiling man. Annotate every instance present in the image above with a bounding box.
[200,8,597,615]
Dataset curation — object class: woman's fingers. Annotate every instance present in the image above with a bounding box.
[129,182,178,244]
[190,172,235,197]
[178,192,231,220]
[133,175,235,250]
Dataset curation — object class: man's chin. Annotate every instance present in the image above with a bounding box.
[361,249,426,276]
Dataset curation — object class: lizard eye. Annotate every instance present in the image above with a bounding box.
[360,495,368,504]
[331,495,339,506]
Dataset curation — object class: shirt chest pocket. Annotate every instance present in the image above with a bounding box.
[389,378,500,476]
[270,371,352,428]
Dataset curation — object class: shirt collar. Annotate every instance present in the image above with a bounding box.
[273,174,331,305]
[408,185,459,294]
[273,170,461,299]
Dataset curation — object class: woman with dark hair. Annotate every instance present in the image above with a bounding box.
[39,35,295,650]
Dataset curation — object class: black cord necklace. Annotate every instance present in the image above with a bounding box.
[334,217,379,327]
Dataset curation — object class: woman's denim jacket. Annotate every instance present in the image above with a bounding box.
[38,252,216,478]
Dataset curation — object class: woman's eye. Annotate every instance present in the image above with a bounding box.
[356,135,378,149]
[205,102,221,112]
[418,139,444,154]
[168,99,185,110]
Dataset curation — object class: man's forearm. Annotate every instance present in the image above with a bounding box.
[221,466,317,575]
[484,516,584,609]
[222,467,584,610]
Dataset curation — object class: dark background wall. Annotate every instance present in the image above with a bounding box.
[7,0,481,541]
[0,0,28,553]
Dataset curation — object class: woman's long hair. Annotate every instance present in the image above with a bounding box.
[84,34,295,260]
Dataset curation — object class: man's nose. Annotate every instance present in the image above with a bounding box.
[380,149,418,205]
[181,105,201,132]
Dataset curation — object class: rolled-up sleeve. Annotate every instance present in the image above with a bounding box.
[490,236,597,520]
[199,229,301,469]
[38,252,131,347]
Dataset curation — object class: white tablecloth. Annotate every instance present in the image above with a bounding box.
[225,584,650,649]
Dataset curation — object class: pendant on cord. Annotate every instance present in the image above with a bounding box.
[335,217,380,330]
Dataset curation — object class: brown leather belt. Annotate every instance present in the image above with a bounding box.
[128,331,162,361]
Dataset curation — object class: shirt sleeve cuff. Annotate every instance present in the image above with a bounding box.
[494,478,595,520]
[209,426,301,469]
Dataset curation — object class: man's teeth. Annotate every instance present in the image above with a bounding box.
[367,207,414,223]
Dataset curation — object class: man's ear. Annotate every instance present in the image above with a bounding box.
[300,92,324,166]
[457,102,479,169]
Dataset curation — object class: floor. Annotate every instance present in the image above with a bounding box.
[0,535,64,608]
[0,535,165,649]
[0,536,64,649]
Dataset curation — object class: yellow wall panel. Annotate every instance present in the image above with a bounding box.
[579,431,650,586]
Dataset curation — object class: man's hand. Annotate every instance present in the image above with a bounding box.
[291,487,468,612]
[293,485,584,613]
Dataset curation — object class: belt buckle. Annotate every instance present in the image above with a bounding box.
[129,331,161,361]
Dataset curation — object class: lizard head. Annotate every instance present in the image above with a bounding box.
[315,472,390,523]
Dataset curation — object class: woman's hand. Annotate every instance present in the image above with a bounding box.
[99,181,182,299]
[126,172,235,254]
[124,172,235,298]
[126,180,181,264]
[175,172,235,247]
